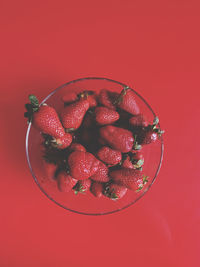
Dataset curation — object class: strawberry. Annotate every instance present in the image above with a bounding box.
[24,95,72,149]
[104,183,127,200]
[129,114,148,127]
[131,147,142,153]
[95,107,119,125]
[78,91,97,107]
[90,161,109,182]
[68,151,100,180]
[97,146,122,166]
[73,179,91,194]
[116,87,140,115]
[54,133,73,149]
[25,96,64,138]
[138,128,161,145]
[61,92,77,104]
[43,161,57,180]
[98,89,118,110]
[109,168,145,190]
[141,130,158,144]
[57,171,78,192]
[90,182,103,198]
[60,99,90,130]
[122,153,144,170]
[122,155,134,169]
[99,126,134,153]
[131,152,144,169]
[69,143,86,152]
[137,117,164,145]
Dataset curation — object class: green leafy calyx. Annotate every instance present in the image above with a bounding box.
[24,94,40,123]
[143,175,149,184]
[133,143,142,150]
[151,116,165,137]
[110,192,118,200]
[73,183,86,194]
[29,95,39,108]
[136,186,143,192]
[133,159,144,169]
[153,116,159,126]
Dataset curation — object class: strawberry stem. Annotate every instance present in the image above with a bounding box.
[114,86,129,105]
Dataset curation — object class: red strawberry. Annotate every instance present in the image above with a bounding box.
[104,183,127,200]
[32,105,65,138]
[139,129,159,144]
[90,182,103,198]
[87,95,97,108]
[55,133,73,149]
[98,89,118,110]
[79,91,97,107]
[122,153,144,169]
[69,143,86,152]
[95,107,119,125]
[60,99,90,130]
[129,114,148,127]
[90,161,109,182]
[131,152,144,161]
[97,146,122,166]
[24,95,72,149]
[116,87,140,115]
[137,117,164,145]
[74,179,91,194]
[131,147,142,153]
[131,152,144,169]
[122,155,134,169]
[99,126,134,153]
[109,168,144,190]
[68,151,100,180]
[43,161,57,180]
[57,171,78,192]
[61,92,77,104]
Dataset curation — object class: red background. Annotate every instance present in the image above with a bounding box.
[0,0,199,266]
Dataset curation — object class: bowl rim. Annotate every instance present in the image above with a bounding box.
[26,76,164,216]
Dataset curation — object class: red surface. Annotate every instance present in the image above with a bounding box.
[0,1,199,266]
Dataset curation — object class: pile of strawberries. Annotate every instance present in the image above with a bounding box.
[25,87,163,200]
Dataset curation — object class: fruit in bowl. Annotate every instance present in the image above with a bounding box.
[25,77,164,215]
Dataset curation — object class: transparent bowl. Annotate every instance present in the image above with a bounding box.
[26,77,164,215]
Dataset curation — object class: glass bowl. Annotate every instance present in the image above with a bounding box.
[26,77,164,215]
